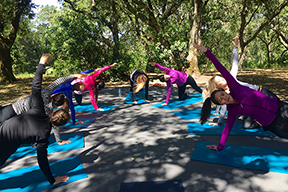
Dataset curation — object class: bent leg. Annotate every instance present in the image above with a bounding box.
[186,75,202,93]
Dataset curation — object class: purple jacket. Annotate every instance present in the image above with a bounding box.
[155,63,188,104]
[205,49,278,151]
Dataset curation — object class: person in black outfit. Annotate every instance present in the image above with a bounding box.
[0,54,70,185]
[130,69,150,104]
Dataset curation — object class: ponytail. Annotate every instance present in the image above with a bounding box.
[200,89,223,125]
[62,97,70,112]
[200,98,212,125]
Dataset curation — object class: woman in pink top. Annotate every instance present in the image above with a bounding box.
[71,63,118,111]
[149,62,202,105]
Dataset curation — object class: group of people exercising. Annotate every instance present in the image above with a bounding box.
[1,37,288,185]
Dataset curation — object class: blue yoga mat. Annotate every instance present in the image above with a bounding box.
[172,108,218,120]
[151,93,203,110]
[187,122,276,136]
[60,117,97,129]
[124,89,149,104]
[119,179,185,192]
[191,141,288,174]
[0,156,87,192]
[74,104,117,114]
[9,132,85,160]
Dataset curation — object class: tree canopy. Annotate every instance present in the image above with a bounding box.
[1,0,287,82]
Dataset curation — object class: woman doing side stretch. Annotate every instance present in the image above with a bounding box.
[130,69,150,104]
[52,69,95,125]
[71,63,118,111]
[194,44,288,151]
[0,54,70,185]
[148,62,202,105]
[202,38,278,128]
[0,56,86,145]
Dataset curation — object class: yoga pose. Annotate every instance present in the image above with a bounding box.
[52,69,95,125]
[194,44,288,151]
[148,62,202,105]
[71,63,118,111]
[0,54,70,185]
[202,38,277,128]
[129,69,150,104]
[0,56,86,145]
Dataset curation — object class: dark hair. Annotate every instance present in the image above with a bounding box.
[50,109,71,126]
[51,93,65,106]
[159,75,165,82]
[95,79,105,91]
[74,82,85,91]
[62,97,70,112]
[200,89,223,125]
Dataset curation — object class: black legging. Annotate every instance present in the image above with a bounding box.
[263,100,288,138]
[0,105,17,123]
[178,75,202,100]
[242,87,278,128]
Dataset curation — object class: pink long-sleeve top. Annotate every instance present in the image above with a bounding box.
[155,63,188,104]
[204,49,278,151]
[71,65,111,110]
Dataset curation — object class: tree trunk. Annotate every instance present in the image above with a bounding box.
[0,46,16,82]
[186,0,202,77]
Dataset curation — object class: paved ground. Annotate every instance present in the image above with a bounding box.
[3,85,288,192]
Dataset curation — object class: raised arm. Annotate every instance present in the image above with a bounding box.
[193,44,241,92]
[149,62,171,73]
[32,54,52,111]
[91,63,117,79]
[229,38,239,78]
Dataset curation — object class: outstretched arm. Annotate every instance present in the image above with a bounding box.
[229,38,239,78]
[91,63,118,79]
[149,62,171,73]
[193,44,241,92]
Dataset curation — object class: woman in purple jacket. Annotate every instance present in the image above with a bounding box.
[193,44,288,151]
[148,62,202,105]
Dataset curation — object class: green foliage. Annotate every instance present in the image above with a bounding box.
[7,0,288,81]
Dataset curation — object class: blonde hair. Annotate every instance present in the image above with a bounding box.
[134,74,148,93]
[202,76,218,107]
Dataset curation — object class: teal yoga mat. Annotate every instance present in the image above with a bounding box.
[187,122,276,136]
[9,132,85,160]
[74,104,117,114]
[60,117,97,129]
[151,93,203,110]
[191,141,288,174]
[172,108,218,120]
[0,156,87,192]
[120,179,185,192]
[124,89,149,104]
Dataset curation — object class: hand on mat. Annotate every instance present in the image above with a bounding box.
[133,101,138,104]
[207,145,218,151]
[53,175,69,185]
[58,140,71,145]
[209,123,219,126]
[75,121,83,124]
[161,103,168,106]
[145,100,150,103]
[193,44,207,54]
[97,108,104,111]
